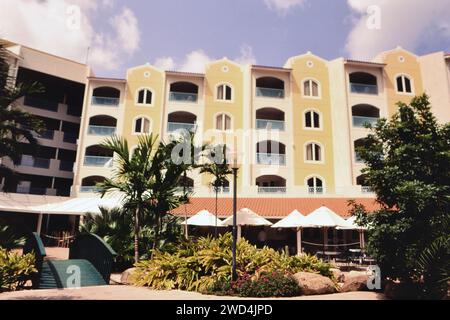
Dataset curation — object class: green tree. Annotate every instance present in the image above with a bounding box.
[0,42,43,191]
[353,94,450,299]
[200,144,232,237]
[97,134,191,263]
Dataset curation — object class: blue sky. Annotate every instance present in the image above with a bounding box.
[1,0,449,78]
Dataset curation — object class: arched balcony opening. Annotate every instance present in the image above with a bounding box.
[256,175,286,193]
[91,87,120,106]
[84,145,113,167]
[356,174,372,193]
[88,115,117,136]
[169,82,199,103]
[307,176,324,194]
[352,104,380,127]
[256,107,285,131]
[167,111,197,133]
[256,141,286,166]
[349,72,378,95]
[256,77,285,98]
[354,138,367,163]
[80,176,105,193]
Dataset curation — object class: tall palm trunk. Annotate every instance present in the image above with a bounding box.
[134,207,140,264]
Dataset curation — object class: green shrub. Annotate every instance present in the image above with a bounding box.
[132,233,332,295]
[0,247,37,292]
[231,271,300,298]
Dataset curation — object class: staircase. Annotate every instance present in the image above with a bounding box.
[38,260,107,289]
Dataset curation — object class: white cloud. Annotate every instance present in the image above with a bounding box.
[0,0,141,72]
[234,44,257,65]
[153,50,213,73]
[154,56,176,71]
[264,0,306,15]
[345,0,450,59]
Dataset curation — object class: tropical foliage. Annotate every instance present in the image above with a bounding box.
[353,94,450,299]
[132,233,332,293]
[0,41,43,191]
[0,222,25,250]
[0,247,37,292]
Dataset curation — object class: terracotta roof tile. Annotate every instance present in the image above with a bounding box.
[171,197,380,219]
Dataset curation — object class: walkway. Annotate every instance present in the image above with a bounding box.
[0,286,386,300]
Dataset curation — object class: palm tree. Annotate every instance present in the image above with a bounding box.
[96,134,192,263]
[0,41,43,191]
[200,144,232,237]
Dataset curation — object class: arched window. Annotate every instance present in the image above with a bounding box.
[215,113,232,131]
[217,84,232,101]
[396,75,413,93]
[304,110,321,129]
[306,142,322,162]
[307,177,323,194]
[134,117,151,134]
[303,79,320,97]
[137,89,153,105]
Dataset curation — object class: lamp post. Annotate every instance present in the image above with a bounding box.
[231,157,239,281]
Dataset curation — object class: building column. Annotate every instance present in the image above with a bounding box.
[36,214,43,235]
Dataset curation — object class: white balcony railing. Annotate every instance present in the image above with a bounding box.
[91,96,120,106]
[169,92,198,103]
[256,153,286,166]
[88,125,116,136]
[256,119,285,131]
[83,156,113,167]
[256,87,285,98]
[258,186,286,194]
[352,116,379,127]
[308,187,324,194]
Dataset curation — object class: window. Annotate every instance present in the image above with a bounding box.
[307,177,323,194]
[306,143,322,162]
[305,111,320,129]
[216,114,232,131]
[303,79,319,97]
[396,75,412,93]
[134,117,150,134]
[217,84,232,101]
[137,89,153,105]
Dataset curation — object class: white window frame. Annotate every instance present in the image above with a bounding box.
[304,141,324,164]
[214,112,233,132]
[132,116,152,135]
[302,78,321,99]
[303,109,323,130]
[215,83,234,102]
[136,88,154,106]
[305,175,325,194]
[395,74,414,95]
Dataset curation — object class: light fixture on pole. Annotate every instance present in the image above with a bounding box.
[231,155,239,281]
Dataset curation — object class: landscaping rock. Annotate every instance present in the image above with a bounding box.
[120,268,137,285]
[330,268,344,283]
[340,273,369,292]
[293,272,337,295]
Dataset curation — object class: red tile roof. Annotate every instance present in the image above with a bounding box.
[171,197,380,219]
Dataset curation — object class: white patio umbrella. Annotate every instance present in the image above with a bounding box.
[303,206,349,254]
[180,209,225,237]
[222,208,272,239]
[337,216,368,249]
[272,210,311,255]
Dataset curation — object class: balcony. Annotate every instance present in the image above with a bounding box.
[256,119,285,131]
[88,125,116,136]
[84,156,113,167]
[258,186,286,194]
[169,92,198,103]
[39,130,55,140]
[59,161,74,172]
[350,83,378,95]
[255,87,284,98]
[17,185,47,195]
[256,153,286,166]
[21,155,51,169]
[91,96,120,106]
[308,187,324,194]
[361,186,373,193]
[352,116,378,127]
[23,96,59,112]
[167,122,196,133]
[80,186,99,193]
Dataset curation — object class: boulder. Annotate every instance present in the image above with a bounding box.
[293,272,337,295]
[120,268,137,285]
[341,274,369,292]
